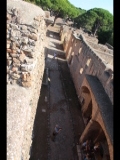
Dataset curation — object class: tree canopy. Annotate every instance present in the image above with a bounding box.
[40,0,86,18]
[74,8,113,45]
[24,0,113,46]
[25,0,85,19]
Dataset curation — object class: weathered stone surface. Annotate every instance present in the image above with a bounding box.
[22,81,32,87]
[7,34,10,39]
[11,73,20,80]
[16,41,21,47]
[21,72,27,82]
[7,54,12,60]
[7,23,9,29]
[22,49,34,58]
[21,37,28,44]
[7,40,11,44]
[21,64,34,72]
[11,8,18,16]
[13,58,20,64]
[10,53,18,58]
[11,30,21,38]
[11,42,16,50]
[13,62,21,68]
[21,25,27,30]
[7,43,11,49]
[7,48,12,53]
[7,59,12,66]
[28,39,36,46]
[16,16,23,24]
[7,66,9,73]
[9,49,17,54]
[7,1,46,160]
[22,44,28,50]
[6,52,9,59]
[21,30,30,37]
[34,16,41,22]
[44,11,50,18]
[27,27,37,34]
[25,58,34,64]
[10,23,19,30]
[28,33,37,41]
[11,36,18,42]
[22,72,32,82]
[12,67,18,73]
[19,51,26,63]
[7,13,11,20]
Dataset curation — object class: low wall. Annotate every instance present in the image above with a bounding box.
[7,1,46,159]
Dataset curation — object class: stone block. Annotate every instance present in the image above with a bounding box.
[19,52,26,63]
[23,49,35,58]
[7,48,12,53]
[10,23,19,30]
[21,25,27,30]
[29,33,38,41]
[10,36,18,42]
[7,43,10,49]
[28,39,36,46]
[21,72,27,82]
[26,73,32,82]
[21,37,28,44]
[7,66,9,73]
[34,16,40,22]
[11,67,18,73]
[21,64,34,72]
[27,27,37,34]
[7,59,12,66]
[11,42,16,50]
[7,13,11,20]
[13,58,20,64]
[11,73,20,80]
[10,53,18,58]
[22,81,32,87]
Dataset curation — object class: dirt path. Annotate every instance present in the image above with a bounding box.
[30,24,85,160]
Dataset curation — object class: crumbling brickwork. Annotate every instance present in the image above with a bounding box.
[7,0,46,159]
[60,25,113,160]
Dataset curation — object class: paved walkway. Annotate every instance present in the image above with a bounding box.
[30,25,85,160]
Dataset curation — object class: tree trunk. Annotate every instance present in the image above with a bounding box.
[93,23,100,36]
[52,16,57,26]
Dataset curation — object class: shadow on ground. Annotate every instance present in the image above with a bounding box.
[29,24,85,160]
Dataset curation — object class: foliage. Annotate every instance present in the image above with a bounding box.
[74,8,113,32]
[97,28,113,45]
[24,0,113,46]
[24,0,85,19]
[107,32,113,46]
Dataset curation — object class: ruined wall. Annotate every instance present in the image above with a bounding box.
[60,26,113,105]
[7,0,46,159]
[60,26,113,160]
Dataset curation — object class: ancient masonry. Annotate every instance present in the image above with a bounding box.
[7,0,113,159]
[7,0,46,160]
[60,25,113,160]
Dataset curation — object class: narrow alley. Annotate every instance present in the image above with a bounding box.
[29,24,85,160]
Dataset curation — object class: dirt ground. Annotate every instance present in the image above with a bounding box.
[29,24,85,160]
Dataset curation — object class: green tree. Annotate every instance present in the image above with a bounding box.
[74,8,113,36]
[97,28,113,45]
[107,32,113,46]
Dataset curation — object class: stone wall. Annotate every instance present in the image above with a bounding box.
[60,25,113,160]
[7,1,46,159]
[60,26,113,105]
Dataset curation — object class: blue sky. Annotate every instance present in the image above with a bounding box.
[68,0,113,14]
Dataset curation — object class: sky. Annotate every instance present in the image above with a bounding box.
[68,0,113,15]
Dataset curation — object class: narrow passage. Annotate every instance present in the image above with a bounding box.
[30,25,85,160]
